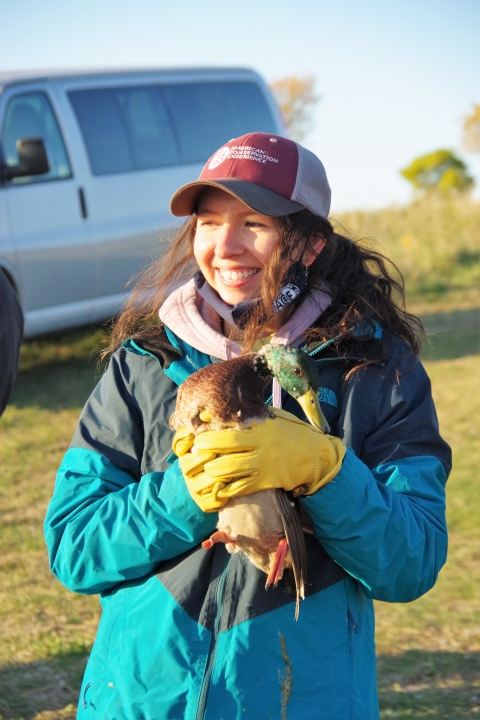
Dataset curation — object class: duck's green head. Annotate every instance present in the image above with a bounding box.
[258,345,330,433]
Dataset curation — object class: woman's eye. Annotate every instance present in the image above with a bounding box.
[246,221,264,228]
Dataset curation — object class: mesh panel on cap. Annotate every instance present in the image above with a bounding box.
[291,143,331,217]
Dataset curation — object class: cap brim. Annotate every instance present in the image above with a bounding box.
[170,178,305,217]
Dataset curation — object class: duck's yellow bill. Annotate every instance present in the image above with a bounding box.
[297,388,330,434]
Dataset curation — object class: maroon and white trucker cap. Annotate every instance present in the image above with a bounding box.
[170,132,331,218]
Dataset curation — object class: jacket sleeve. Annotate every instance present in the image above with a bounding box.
[301,351,450,603]
[44,351,217,595]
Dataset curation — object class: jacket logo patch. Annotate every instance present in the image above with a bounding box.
[318,387,337,407]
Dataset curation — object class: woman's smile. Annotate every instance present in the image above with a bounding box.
[217,267,260,285]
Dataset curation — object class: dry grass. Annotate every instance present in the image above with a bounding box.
[374,275,480,720]
[0,333,102,720]
[335,196,480,299]
[375,352,480,719]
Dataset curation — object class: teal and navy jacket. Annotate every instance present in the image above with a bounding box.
[45,323,451,720]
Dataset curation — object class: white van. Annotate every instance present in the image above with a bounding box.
[0,68,283,337]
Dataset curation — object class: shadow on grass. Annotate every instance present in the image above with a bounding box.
[0,649,88,720]
[1,648,478,719]
[420,307,479,361]
[11,325,107,411]
[11,362,101,412]
[377,649,480,719]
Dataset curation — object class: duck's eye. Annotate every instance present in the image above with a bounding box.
[293,367,301,375]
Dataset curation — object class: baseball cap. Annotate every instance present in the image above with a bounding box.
[169,132,331,218]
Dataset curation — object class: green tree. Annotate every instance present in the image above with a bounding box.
[400,149,474,194]
[462,104,480,153]
[269,76,319,142]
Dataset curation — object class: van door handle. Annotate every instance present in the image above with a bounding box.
[78,187,88,219]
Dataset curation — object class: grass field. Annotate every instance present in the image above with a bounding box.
[336,195,480,299]
[1,198,479,719]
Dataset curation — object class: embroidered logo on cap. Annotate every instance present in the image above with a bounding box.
[208,147,230,170]
[208,145,280,171]
[227,146,279,164]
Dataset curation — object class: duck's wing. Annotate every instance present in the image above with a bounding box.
[274,489,308,620]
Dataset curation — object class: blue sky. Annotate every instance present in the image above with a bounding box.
[1,0,479,211]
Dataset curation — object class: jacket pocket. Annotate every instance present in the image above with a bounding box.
[348,607,359,635]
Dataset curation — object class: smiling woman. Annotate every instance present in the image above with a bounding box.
[195,189,280,305]
[194,188,325,304]
[45,132,451,720]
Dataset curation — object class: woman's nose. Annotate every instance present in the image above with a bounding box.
[214,224,243,258]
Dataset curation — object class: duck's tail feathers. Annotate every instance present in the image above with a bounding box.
[274,489,308,621]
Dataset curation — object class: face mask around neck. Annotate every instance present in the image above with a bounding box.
[194,261,307,330]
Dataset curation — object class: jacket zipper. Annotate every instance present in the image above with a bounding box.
[196,555,230,720]
[308,333,343,357]
[186,355,202,371]
[347,608,359,634]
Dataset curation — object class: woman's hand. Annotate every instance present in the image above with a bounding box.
[172,408,346,512]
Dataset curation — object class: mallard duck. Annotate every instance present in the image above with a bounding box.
[169,345,328,619]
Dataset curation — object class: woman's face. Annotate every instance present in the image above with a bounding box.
[194,187,280,306]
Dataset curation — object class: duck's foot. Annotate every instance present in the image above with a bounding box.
[202,531,237,550]
[265,538,288,590]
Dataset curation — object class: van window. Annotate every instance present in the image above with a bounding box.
[115,86,179,170]
[1,92,72,185]
[69,80,277,176]
[69,89,134,175]
[69,86,179,175]
[161,81,278,163]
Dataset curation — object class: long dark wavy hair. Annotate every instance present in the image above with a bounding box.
[102,207,423,368]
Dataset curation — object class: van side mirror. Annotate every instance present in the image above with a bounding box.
[2,138,50,180]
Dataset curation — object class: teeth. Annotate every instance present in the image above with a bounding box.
[219,268,258,281]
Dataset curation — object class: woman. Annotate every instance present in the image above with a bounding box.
[45,132,451,720]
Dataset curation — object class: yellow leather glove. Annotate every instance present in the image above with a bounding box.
[172,427,227,512]
[172,408,346,512]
